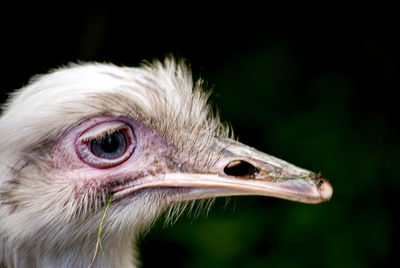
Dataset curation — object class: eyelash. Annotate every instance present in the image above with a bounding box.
[81,126,125,143]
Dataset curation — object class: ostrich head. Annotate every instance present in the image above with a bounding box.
[0,58,332,267]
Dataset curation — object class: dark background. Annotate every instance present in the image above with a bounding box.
[2,6,398,267]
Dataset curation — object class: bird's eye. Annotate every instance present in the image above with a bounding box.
[77,121,136,168]
[90,131,127,159]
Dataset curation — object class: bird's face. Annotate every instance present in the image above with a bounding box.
[0,59,332,264]
[48,113,332,235]
[53,114,332,207]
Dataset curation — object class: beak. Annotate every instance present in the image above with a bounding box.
[113,138,333,204]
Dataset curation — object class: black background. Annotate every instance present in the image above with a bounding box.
[2,6,398,267]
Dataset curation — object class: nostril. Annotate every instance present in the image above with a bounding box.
[224,160,259,177]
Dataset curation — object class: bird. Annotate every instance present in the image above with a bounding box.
[0,57,332,268]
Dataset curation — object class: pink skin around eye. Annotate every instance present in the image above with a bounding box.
[51,116,174,190]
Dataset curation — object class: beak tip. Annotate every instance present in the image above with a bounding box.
[319,179,333,201]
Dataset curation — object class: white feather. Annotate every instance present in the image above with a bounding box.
[0,58,229,267]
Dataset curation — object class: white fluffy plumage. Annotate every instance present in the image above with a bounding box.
[0,58,229,267]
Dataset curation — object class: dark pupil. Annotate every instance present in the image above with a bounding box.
[90,131,127,159]
[100,135,120,153]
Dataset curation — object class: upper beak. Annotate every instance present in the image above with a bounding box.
[113,138,333,204]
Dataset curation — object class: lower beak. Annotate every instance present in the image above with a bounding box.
[113,138,333,204]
